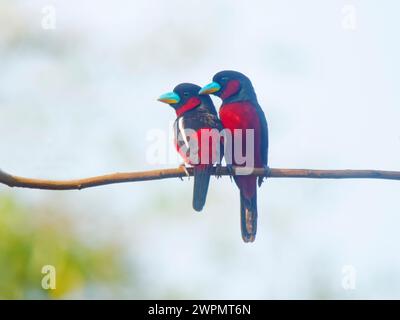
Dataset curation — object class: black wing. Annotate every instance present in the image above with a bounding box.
[256,104,269,187]
[257,104,269,166]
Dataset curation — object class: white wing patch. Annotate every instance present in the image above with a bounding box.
[178,117,190,149]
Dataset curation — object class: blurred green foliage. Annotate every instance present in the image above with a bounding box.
[0,194,125,299]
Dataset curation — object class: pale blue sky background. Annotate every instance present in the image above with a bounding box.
[1,0,400,298]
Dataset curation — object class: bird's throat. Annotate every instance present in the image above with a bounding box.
[176,97,201,117]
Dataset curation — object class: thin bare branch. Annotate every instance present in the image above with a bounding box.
[0,167,399,191]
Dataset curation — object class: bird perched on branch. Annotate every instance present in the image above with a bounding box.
[200,71,269,242]
[158,83,224,212]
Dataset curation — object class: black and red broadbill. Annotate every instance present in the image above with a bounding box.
[158,83,223,212]
[200,71,269,243]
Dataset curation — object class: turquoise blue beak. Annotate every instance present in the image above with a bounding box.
[199,81,221,95]
[157,92,180,104]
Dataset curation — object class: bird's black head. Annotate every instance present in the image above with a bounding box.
[199,70,256,102]
[158,83,214,116]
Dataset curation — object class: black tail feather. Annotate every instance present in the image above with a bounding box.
[240,191,258,242]
[192,165,213,212]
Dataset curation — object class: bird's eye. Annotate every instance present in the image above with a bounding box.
[183,92,189,97]
[221,77,229,82]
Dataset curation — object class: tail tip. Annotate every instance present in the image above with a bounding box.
[192,202,204,212]
[192,196,206,212]
[242,234,256,243]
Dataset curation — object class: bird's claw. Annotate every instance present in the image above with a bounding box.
[226,164,234,182]
[264,164,271,177]
[258,165,270,187]
[215,164,223,179]
[179,164,191,181]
